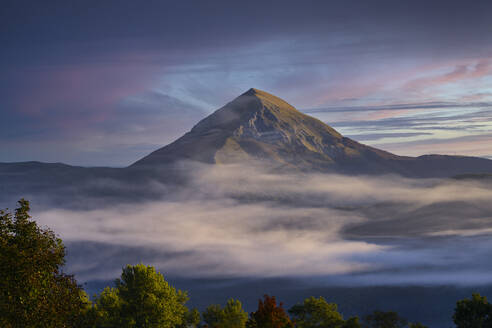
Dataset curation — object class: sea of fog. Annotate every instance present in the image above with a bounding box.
[3,162,492,327]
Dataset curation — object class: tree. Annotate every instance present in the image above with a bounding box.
[203,304,223,327]
[203,298,248,328]
[0,199,90,328]
[181,308,201,328]
[246,295,294,328]
[92,264,189,328]
[363,311,407,328]
[289,296,362,328]
[343,316,362,328]
[289,296,344,328]
[91,286,123,327]
[453,293,492,328]
[407,323,427,328]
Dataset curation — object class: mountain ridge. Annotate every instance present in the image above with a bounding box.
[129,88,492,177]
[131,88,401,171]
[2,88,492,178]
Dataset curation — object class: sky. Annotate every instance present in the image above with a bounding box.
[2,0,492,166]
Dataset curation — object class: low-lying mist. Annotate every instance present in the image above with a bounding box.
[22,162,492,285]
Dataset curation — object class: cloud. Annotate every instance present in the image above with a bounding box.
[302,101,492,158]
[18,162,492,285]
[304,101,492,115]
[0,84,206,166]
[344,132,433,142]
[2,1,492,165]
[372,133,492,158]
[40,200,380,280]
[403,60,492,94]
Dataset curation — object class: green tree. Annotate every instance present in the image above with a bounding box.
[289,297,362,328]
[203,298,248,328]
[92,264,189,328]
[0,199,90,328]
[92,287,123,327]
[246,295,294,328]
[181,308,201,328]
[407,323,427,328]
[363,311,407,328]
[343,316,362,328]
[289,296,344,328]
[453,293,492,328]
[203,304,223,327]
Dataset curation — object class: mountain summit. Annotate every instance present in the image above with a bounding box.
[133,88,393,170]
[132,88,492,176]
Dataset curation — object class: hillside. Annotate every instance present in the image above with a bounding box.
[132,88,492,177]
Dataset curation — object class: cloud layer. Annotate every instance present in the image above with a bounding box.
[24,163,492,285]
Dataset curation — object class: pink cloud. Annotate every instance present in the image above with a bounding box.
[361,109,416,121]
[460,92,492,102]
[308,58,492,124]
[313,58,492,109]
[404,59,492,93]
[11,54,161,126]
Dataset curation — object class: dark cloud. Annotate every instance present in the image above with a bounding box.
[3,1,492,57]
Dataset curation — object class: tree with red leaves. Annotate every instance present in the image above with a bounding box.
[246,295,294,328]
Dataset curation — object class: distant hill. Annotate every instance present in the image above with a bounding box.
[131,88,492,177]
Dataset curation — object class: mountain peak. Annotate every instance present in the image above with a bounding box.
[131,89,396,169]
[235,88,299,114]
[241,87,261,96]
[240,87,279,99]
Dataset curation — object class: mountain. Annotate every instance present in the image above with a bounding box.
[132,88,492,177]
[1,88,492,187]
[132,88,395,170]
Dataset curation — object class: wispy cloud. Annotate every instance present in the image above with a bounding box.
[22,162,492,285]
[301,100,492,158]
[3,2,492,165]
[404,60,492,94]
[373,133,492,158]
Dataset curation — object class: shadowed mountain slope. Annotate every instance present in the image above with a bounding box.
[132,88,492,177]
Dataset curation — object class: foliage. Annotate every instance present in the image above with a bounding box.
[407,323,427,328]
[342,316,362,328]
[203,304,222,327]
[91,287,122,326]
[289,296,344,328]
[0,199,90,328]
[203,298,248,328]
[247,295,294,328]
[363,310,407,328]
[181,308,201,328]
[453,293,492,328]
[91,264,189,328]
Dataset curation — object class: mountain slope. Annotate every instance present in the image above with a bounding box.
[3,89,492,180]
[132,88,399,171]
[132,88,492,177]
